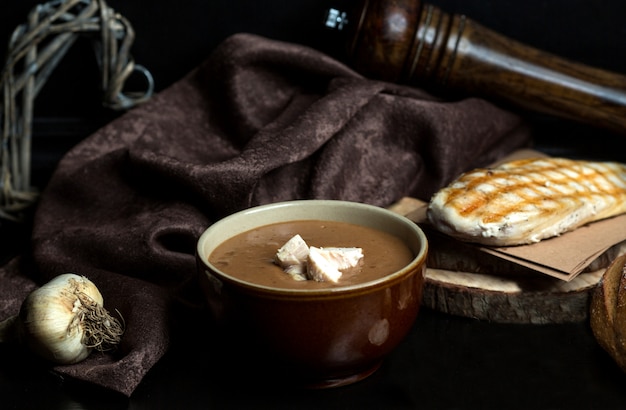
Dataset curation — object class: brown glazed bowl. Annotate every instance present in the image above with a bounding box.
[196,200,427,388]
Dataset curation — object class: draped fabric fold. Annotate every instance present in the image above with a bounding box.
[0,33,531,396]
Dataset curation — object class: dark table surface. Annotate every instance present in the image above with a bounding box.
[3,304,626,410]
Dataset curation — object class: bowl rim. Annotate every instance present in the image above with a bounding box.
[197,199,428,297]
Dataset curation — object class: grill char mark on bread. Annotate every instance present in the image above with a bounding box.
[427,157,626,246]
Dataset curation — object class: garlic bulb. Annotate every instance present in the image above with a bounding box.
[0,273,124,364]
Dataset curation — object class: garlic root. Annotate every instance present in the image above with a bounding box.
[0,273,124,364]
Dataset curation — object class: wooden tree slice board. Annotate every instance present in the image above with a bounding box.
[388,196,604,324]
[422,268,602,324]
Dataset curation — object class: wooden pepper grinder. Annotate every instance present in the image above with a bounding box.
[324,0,626,134]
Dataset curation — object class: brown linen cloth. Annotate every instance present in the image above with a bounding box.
[0,33,531,396]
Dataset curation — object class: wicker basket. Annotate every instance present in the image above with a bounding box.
[0,0,153,221]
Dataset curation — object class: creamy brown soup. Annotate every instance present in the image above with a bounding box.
[209,219,414,289]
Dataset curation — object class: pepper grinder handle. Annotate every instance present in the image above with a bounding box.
[326,0,626,134]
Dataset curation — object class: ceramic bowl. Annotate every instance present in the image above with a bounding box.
[196,200,428,388]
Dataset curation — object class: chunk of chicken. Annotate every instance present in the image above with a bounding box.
[275,234,310,281]
[307,246,363,283]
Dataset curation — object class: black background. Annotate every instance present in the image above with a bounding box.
[2,1,626,408]
[1,0,626,179]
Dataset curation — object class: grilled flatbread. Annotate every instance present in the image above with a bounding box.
[427,157,626,246]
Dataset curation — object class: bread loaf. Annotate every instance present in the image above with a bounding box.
[590,254,626,371]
